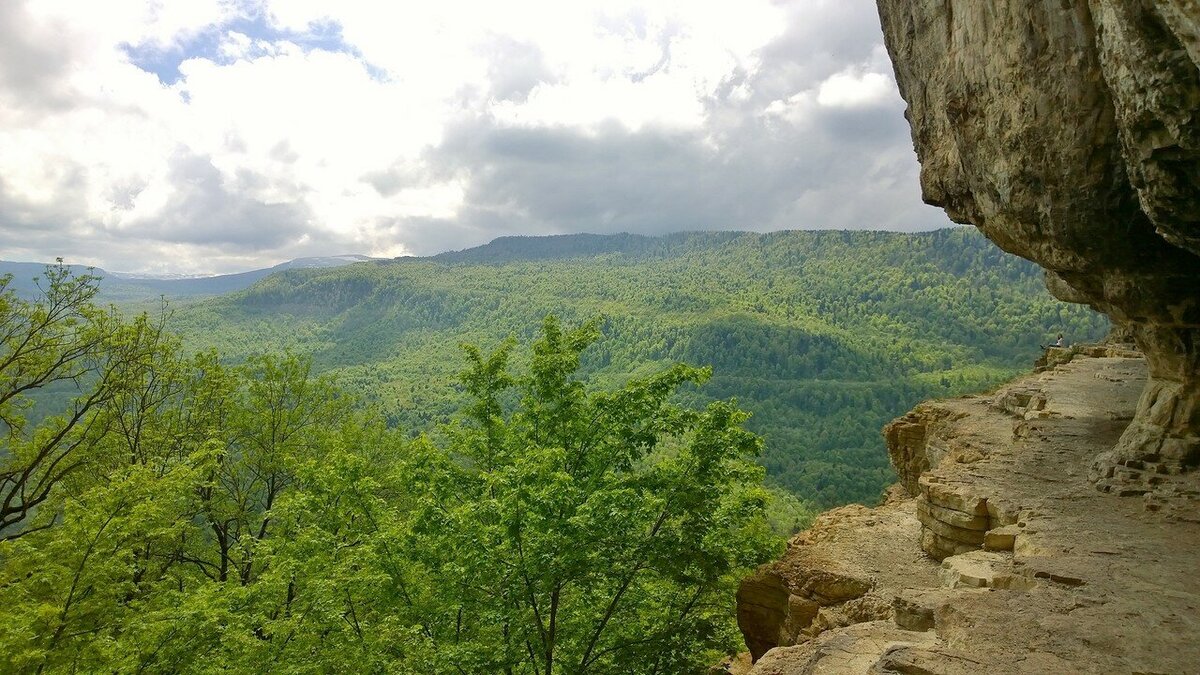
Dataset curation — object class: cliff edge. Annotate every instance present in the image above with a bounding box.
[876,0,1199,483]
[732,3,1200,670]
[736,349,1200,673]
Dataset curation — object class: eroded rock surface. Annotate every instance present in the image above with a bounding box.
[736,489,940,662]
[875,0,1200,479]
[737,353,1200,673]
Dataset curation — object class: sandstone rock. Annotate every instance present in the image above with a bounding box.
[995,388,1048,416]
[891,589,948,632]
[1089,0,1200,256]
[798,569,873,606]
[983,499,1020,528]
[736,498,941,662]
[736,571,791,662]
[922,514,986,547]
[939,550,1036,590]
[918,476,988,517]
[780,595,820,642]
[876,0,1200,480]
[915,475,998,559]
[983,524,1020,552]
[867,645,985,675]
[738,354,1200,672]
[805,594,893,640]
[917,497,988,531]
[938,552,1001,589]
[884,406,966,495]
[748,622,936,675]
[919,527,978,561]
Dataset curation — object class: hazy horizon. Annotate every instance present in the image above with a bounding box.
[1,0,952,275]
[5,225,974,278]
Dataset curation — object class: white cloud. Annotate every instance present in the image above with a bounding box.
[762,91,818,126]
[491,73,705,131]
[816,69,895,108]
[0,0,945,273]
[26,0,237,48]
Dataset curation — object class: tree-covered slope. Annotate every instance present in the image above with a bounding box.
[0,275,778,672]
[171,228,1109,507]
[0,255,376,303]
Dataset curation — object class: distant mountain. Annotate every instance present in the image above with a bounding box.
[6,231,1112,507]
[106,255,379,299]
[0,255,378,303]
[424,232,728,263]
[167,228,1111,507]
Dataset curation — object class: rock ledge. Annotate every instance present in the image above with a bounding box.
[737,352,1200,673]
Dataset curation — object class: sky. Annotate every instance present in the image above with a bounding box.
[0,0,953,275]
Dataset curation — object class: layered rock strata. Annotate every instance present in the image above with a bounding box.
[875,0,1200,481]
[736,490,939,662]
[737,352,1200,673]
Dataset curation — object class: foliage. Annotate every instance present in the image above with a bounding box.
[395,316,781,674]
[0,263,166,537]
[168,228,1110,506]
[0,270,777,673]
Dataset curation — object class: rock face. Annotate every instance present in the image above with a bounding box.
[734,6,1200,668]
[875,0,1200,482]
[735,490,939,662]
[736,353,1200,673]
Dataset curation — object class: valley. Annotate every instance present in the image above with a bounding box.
[161,228,1108,509]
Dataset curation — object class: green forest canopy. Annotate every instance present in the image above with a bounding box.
[0,271,779,673]
[168,228,1109,507]
[0,228,1112,672]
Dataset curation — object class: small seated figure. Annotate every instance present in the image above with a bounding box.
[1041,333,1065,350]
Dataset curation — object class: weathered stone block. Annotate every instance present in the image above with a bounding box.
[917,496,990,531]
[983,524,1020,552]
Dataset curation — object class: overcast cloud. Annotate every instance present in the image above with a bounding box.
[0,0,952,274]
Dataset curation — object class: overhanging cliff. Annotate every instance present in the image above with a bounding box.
[732,3,1200,671]
[876,0,1199,483]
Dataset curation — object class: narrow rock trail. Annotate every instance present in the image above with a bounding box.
[737,351,1200,673]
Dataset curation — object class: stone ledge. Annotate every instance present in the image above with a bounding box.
[739,353,1200,674]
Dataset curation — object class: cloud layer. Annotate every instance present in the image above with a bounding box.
[0,0,951,274]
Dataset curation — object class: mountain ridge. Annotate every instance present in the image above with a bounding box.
[166,227,1110,507]
[0,254,379,302]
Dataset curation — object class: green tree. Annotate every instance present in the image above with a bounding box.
[0,286,785,673]
[400,316,781,674]
[0,263,165,538]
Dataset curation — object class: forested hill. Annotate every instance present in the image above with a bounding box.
[426,231,743,263]
[0,255,375,302]
[171,228,1109,507]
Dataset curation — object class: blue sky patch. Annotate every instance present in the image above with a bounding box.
[122,11,375,85]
